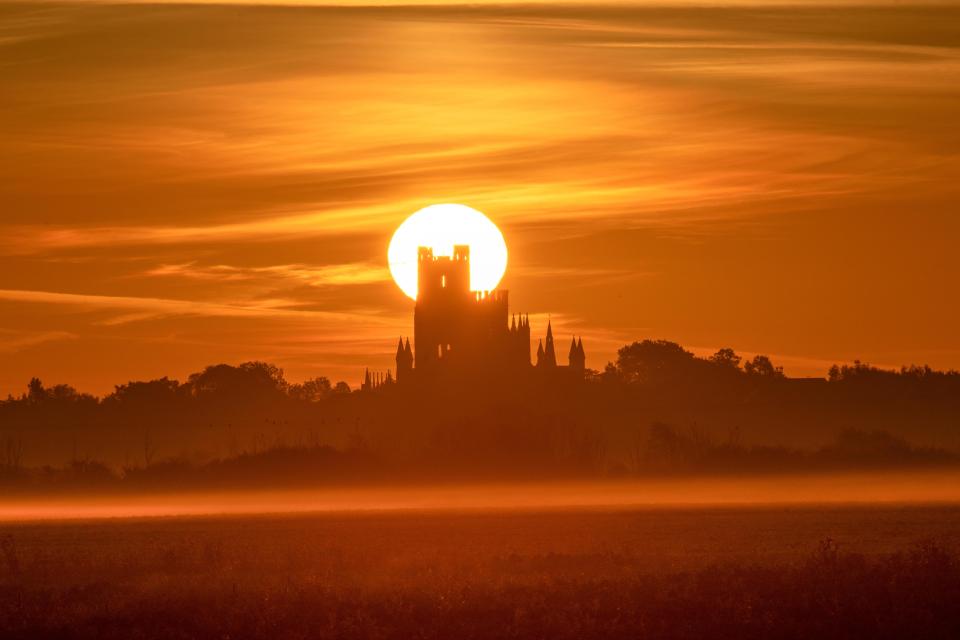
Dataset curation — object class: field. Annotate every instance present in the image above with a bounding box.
[2,502,960,639]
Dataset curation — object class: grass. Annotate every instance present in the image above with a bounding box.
[1,506,959,639]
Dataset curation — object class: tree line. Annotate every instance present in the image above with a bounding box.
[1,339,958,483]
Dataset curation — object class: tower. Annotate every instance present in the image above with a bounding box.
[413,245,472,370]
[416,245,471,303]
[412,245,513,373]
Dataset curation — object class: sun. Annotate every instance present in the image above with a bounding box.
[388,204,508,300]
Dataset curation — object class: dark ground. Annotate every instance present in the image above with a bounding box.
[1,504,959,639]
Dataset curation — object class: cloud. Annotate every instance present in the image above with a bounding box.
[4,3,929,255]
[0,289,395,327]
[0,329,77,353]
[513,265,649,282]
[145,261,391,287]
[0,201,402,253]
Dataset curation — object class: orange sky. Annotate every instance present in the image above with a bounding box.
[1,1,959,395]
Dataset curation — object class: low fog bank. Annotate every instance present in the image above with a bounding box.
[2,423,958,498]
[4,470,960,522]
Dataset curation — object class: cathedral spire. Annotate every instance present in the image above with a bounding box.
[396,337,413,383]
[543,319,557,367]
[569,335,586,374]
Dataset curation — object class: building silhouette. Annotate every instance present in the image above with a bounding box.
[364,244,585,389]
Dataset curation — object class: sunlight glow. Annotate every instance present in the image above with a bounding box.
[387,204,508,300]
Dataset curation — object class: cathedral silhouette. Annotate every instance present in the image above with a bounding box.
[363,245,585,389]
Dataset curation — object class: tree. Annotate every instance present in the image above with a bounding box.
[744,355,784,378]
[27,378,46,404]
[828,364,842,382]
[289,377,332,402]
[615,340,696,383]
[48,384,80,401]
[186,362,288,400]
[239,362,287,391]
[333,381,351,394]
[600,362,621,383]
[710,348,742,370]
[107,378,181,406]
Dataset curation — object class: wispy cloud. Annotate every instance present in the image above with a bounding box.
[513,265,650,283]
[0,289,394,327]
[145,261,390,287]
[0,202,403,254]
[0,329,77,353]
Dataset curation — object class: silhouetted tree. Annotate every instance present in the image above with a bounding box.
[27,378,45,404]
[710,348,742,370]
[600,362,620,383]
[106,377,181,406]
[744,355,784,378]
[615,340,696,384]
[3,337,960,483]
[828,360,887,382]
[186,362,288,400]
[47,384,79,401]
[289,377,332,402]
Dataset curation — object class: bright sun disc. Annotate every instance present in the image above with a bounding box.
[388,204,508,300]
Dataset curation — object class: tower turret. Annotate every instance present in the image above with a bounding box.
[396,336,413,383]
[569,335,585,375]
[542,320,557,368]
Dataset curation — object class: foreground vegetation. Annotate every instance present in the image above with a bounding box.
[1,506,959,639]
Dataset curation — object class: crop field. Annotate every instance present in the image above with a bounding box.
[2,504,960,639]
